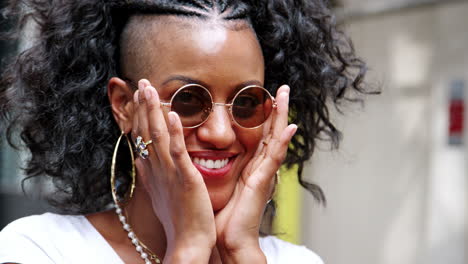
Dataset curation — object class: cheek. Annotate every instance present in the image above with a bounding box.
[236,128,263,155]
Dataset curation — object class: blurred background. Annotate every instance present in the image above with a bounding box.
[275,0,468,263]
[1,0,467,263]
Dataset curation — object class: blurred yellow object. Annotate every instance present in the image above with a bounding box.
[272,166,302,244]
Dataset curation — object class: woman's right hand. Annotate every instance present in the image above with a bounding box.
[132,79,216,263]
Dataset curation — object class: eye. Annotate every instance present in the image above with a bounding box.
[235,94,260,108]
[233,94,261,119]
[172,87,210,117]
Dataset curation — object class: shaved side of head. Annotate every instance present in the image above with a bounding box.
[119,14,251,82]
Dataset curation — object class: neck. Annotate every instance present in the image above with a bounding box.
[124,183,167,259]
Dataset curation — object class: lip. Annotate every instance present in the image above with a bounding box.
[189,151,237,180]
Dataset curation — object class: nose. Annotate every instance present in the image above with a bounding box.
[196,104,236,149]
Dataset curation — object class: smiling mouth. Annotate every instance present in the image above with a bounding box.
[192,157,230,169]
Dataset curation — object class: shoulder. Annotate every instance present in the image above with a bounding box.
[259,236,324,264]
[2,212,85,233]
[1,212,89,243]
[0,213,89,264]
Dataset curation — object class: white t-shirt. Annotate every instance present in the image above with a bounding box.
[0,213,323,264]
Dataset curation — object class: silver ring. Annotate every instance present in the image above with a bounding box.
[135,136,152,159]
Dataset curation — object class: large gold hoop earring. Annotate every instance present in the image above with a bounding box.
[111,131,136,207]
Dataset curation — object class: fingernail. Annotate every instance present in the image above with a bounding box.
[283,84,290,93]
[151,86,159,100]
[133,90,139,103]
[144,87,152,100]
[168,112,176,126]
[138,80,145,90]
[290,124,298,137]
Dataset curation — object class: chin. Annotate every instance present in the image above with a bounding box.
[208,189,233,212]
[212,201,226,212]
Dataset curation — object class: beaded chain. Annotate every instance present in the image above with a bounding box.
[114,204,162,264]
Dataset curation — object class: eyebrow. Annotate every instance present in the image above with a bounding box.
[161,75,263,90]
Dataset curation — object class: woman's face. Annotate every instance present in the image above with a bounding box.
[126,17,265,211]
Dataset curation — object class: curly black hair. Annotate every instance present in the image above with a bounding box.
[0,0,369,215]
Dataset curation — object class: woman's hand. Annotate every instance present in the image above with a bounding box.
[214,85,297,263]
[132,79,216,263]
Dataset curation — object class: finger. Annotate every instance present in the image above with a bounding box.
[144,83,172,163]
[262,105,273,138]
[135,157,152,190]
[256,114,273,156]
[131,90,140,142]
[271,85,290,141]
[248,85,293,186]
[246,122,294,186]
[265,85,289,136]
[167,112,203,186]
[135,80,152,157]
[249,124,297,186]
[253,136,269,158]
[236,125,297,223]
[262,124,297,178]
[132,90,154,188]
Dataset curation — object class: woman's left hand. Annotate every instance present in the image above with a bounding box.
[214,84,297,263]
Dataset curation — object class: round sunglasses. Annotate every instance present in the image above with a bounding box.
[125,80,277,129]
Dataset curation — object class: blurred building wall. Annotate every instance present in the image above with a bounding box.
[302,1,468,264]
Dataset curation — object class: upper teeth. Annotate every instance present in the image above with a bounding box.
[193,157,229,169]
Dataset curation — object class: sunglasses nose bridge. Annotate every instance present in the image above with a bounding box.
[211,102,234,120]
[212,102,232,108]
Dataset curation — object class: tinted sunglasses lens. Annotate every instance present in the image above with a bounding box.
[232,87,273,128]
[171,85,212,127]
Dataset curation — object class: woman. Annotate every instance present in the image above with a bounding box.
[0,0,368,263]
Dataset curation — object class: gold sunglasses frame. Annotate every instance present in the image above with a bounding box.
[124,79,277,129]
